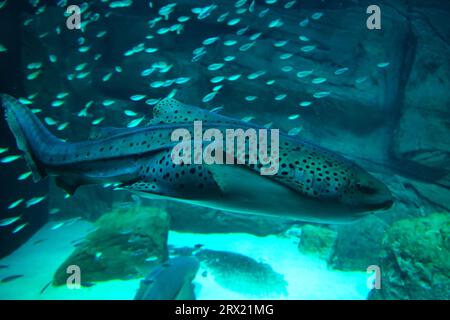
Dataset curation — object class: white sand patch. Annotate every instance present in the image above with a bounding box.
[0,220,370,300]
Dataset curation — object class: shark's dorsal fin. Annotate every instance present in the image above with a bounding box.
[151,98,239,125]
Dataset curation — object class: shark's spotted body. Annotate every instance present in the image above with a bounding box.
[1,94,393,223]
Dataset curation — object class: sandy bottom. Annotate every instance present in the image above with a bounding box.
[0,219,369,300]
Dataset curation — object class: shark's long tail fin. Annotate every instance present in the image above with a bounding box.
[1,94,65,182]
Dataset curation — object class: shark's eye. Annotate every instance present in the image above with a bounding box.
[356,183,377,195]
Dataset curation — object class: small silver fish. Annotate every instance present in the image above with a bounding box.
[239,42,255,51]
[241,116,254,122]
[44,117,58,126]
[210,106,224,113]
[202,37,220,46]
[312,77,327,84]
[207,63,225,71]
[299,101,313,107]
[313,91,331,99]
[248,70,266,80]
[288,127,303,136]
[301,45,316,53]
[224,40,237,46]
[227,74,241,81]
[27,70,42,80]
[144,256,159,262]
[334,67,349,75]
[311,12,324,20]
[124,110,138,117]
[377,62,390,68]
[57,122,69,131]
[51,100,65,107]
[268,19,283,28]
[275,94,287,101]
[102,99,115,107]
[130,95,146,101]
[210,76,225,83]
[92,117,105,125]
[227,18,240,26]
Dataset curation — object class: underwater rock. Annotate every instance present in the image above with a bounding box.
[52,206,169,285]
[329,215,389,271]
[195,249,288,299]
[370,213,450,300]
[298,224,337,261]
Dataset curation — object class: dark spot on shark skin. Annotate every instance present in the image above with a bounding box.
[0,265,9,269]
[1,274,24,283]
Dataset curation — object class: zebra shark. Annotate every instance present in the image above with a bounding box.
[1,94,393,223]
